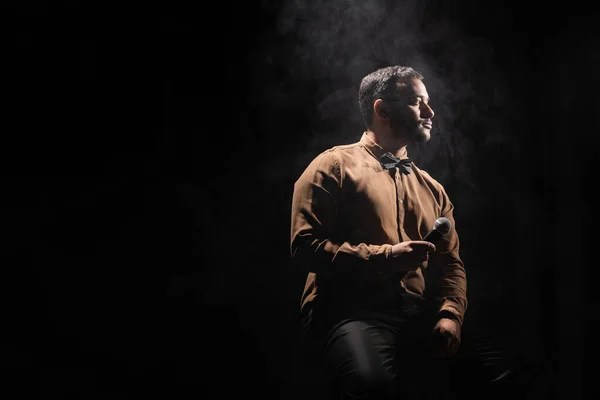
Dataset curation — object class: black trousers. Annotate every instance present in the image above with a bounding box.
[301,294,493,400]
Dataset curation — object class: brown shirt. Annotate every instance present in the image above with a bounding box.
[290,133,467,326]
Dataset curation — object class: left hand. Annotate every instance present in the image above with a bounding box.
[429,317,461,359]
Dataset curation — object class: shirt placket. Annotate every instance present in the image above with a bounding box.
[395,168,408,242]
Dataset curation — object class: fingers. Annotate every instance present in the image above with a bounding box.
[407,243,433,268]
[413,253,429,263]
[429,318,461,358]
[389,241,436,272]
[409,241,435,263]
[410,240,436,253]
[429,330,460,359]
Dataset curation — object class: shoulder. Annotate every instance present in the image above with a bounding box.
[413,165,439,185]
[325,140,364,160]
[411,164,450,198]
[308,140,365,167]
[296,146,346,183]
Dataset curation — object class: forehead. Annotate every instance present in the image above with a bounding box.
[394,78,429,98]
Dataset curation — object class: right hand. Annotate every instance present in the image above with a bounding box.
[388,240,436,272]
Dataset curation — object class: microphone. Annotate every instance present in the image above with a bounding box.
[423,217,451,244]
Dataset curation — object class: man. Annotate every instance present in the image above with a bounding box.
[290,65,468,399]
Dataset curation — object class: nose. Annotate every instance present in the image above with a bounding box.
[421,103,434,119]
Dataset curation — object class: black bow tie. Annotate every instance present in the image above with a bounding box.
[380,152,412,174]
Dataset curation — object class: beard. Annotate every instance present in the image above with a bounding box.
[389,114,430,144]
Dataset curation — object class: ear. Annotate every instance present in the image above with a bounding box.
[374,99,389,119]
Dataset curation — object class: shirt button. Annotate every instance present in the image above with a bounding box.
[399,199,404,204]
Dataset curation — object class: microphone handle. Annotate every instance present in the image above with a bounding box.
[423,228,443,244]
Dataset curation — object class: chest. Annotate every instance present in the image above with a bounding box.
[338,167,442,238]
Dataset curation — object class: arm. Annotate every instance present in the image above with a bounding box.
[429,192,468,324]
[290,151,392,279]
[427,187,468,357]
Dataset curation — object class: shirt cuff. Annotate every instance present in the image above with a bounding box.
[437,309,460,323]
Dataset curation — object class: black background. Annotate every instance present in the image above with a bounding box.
[2,1,599,399]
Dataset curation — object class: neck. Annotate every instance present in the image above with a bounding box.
[365,129,408,158]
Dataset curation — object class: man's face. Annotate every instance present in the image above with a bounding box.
[387,78,434,143]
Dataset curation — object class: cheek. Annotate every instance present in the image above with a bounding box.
[392,106,411,120]
[389,106,420,129]
[399,106,420,122]
[411,107,423,120]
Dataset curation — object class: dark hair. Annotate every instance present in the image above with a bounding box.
[358,65,424,129]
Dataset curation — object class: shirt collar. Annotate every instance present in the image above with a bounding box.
[359,132,409,161]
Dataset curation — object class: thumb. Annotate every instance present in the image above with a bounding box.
[410,241,436,252]
[414,241,436,252]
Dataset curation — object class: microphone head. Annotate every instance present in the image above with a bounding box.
[433,217,451,235]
